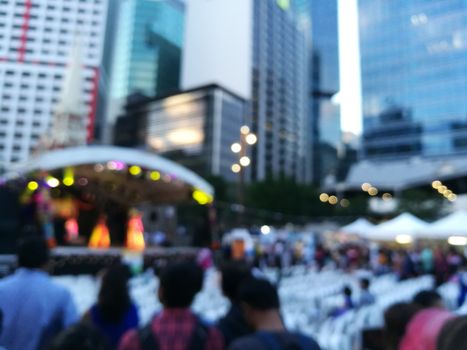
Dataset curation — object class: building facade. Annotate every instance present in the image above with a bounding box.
[359,0,467,160]
[114,85,247,181]
[183,0,310,182]
[110,0,184,102]
[0,0,108,168]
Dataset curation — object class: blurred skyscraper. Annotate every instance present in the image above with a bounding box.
[106,0,184,135]
[183,0,310,182]
[0,0,108,168]
[359,0,467,160]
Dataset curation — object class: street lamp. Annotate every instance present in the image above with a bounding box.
[231,125,257,222]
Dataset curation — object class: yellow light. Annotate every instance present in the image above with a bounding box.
[361,183,371,192]
[246,134,257,145]
[368,187,378,196]
[432,180,442,189]
[193,189,213,205]
[438,186,447,193]
[150,171,161,181]
[129,165,142,176]
[319,193,329,202]
[448,194,457,202]
[382,193,392,201]
[46,177,60,188]
[231,143,242,153]
[395,234,413,244]
[27,181,39,191]
[240,126,250,135]
[63,167,74,186]
[231,164,241,173]
[443,190,452,197]
[329,196,338,205]
[340,199,350,207]
[448,236,467,246]
[239,156,251,167]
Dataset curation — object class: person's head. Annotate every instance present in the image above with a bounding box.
[97,264,131,323]
[412,290,443,309]
[49,322,111,350]
[360,278,370,291]
[437,316,467,350]
[158,260,203,308]
[384,302,421,350]
[17,236,49,269]
[344,285,352,297]
[237,278,281,329]
[220,261,252,302]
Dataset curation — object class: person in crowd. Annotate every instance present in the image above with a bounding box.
[49,322,112,350]
[228,278,320,350]
[434,247,449,286]
[0,236,78,350]
[118,261,223,350]
[399,305,453,350]
[343,285,354,309]
[383,303,421,350]
[359,278,376,306]
[217,262,253,346]
[84,264,139,348]
[412,290,444,309]
[400,250,416,280]
[437,315,467,350]
[447,247,463,276]
[420,247,434,274]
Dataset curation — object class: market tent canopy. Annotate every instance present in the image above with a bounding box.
[368,213,429,241]
[423,210,467,239]
[340,218,375,236]
[3,145,214,206]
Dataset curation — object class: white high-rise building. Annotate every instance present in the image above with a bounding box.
[0,0,108,168]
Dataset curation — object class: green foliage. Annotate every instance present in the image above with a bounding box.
[397,188,444,219]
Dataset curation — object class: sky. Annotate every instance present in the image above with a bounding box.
[337,0,362,135]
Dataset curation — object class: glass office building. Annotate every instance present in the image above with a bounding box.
[359,0,467,159]
[251,0,309,182]
[111,0,184,100]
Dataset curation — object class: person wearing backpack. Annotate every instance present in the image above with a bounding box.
[118,261,224,350]
[228,278,320,350]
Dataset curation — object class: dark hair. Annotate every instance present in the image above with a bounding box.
[360,278,370,290]
[159,261,203,308]
[238,278,280,310]
[437,316,467,350]
[220,261,252,301]
[98,265,132,323]
[49,322,111,350]
[17,236,49,268]
[412,290,442,308]
[344,286,352,296]
[384,303,421,350]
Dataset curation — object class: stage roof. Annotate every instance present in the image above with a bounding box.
[4,145,214,206]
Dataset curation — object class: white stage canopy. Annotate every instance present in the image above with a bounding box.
[424,210,467,239]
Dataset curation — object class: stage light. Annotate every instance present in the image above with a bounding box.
[319,193,329,202]
[231,143,242,153]
[329,196,338,205]
[192,189,213,205]
[63,177,74,186]
[150,171,161,181]
[432,180,442,189]
[395,234,412,244]
[361,183,371,192]
[63,167,74,186]
[448,194,457,202]
[240,125,250,135]
[260,225,271,235]
[27,181,39,191]
[129,165,142,176]
[46,177,59,188]
[368,187,378,196]
[448,236,467,246]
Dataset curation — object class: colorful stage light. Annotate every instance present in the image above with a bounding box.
[129,165,142,176]
[193,189,213,205]
[126,211,145,251]
[89,217,111,249]
[27,181,39,191]
[150,171,161,181]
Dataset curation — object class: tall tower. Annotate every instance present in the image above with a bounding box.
[0,0,108,166]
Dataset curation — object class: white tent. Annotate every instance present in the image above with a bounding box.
[368,213,429,241]
[423,210,467,239]
[340,218,375,236]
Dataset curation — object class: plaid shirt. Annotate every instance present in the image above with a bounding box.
[118,309,224,350]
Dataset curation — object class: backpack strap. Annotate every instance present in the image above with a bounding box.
[138,323,160,350]
[189,317,209,350]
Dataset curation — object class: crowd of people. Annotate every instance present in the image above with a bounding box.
[1,236,467,350]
